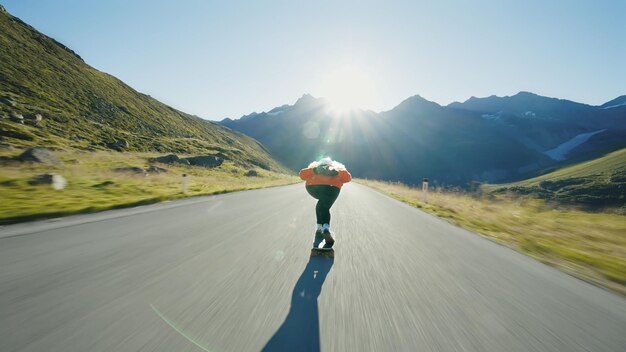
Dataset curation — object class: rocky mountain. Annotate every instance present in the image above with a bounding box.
[448,92,626,162]
[221,92,626,186]
[0,5,285,172]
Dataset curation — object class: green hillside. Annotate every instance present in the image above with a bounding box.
[487,148,626,207]
[0,6,284,172]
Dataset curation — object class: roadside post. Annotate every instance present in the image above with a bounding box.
[422,178,429,202]
[182,174,187,193]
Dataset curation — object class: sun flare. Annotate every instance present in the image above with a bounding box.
[316,66,378,114]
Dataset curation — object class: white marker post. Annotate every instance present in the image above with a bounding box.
[181,173,188,194]
[421,178,429,203]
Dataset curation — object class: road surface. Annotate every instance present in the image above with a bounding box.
[1,183,625,351]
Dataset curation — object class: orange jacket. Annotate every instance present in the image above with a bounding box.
[299,167,352,189]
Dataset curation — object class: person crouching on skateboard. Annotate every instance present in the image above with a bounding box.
[299,157,352,248]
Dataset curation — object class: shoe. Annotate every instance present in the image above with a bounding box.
[322,229,334,248]
[313,230,323,248]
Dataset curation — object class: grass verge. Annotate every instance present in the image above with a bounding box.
[0,149,299,225]
[358,179,626,296]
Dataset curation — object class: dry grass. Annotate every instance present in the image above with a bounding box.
[0,149,299,224]
[359,179,626,296]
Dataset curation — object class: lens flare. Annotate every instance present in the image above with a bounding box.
[316,65,378,114]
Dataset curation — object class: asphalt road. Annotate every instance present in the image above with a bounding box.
[1,183,625,352]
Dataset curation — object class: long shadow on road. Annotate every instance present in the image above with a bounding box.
[262,255,334,352]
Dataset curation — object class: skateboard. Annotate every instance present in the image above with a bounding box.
[311,230,334,257]
[311,247,335,257]
[311,238,335,257]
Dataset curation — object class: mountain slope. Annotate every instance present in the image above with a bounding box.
[600,95,626,109]
[486,148,626,206]
[0,6,284,171]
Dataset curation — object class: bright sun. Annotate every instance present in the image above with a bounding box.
[316,66,378,114]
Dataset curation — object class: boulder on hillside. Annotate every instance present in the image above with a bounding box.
[107,139,129,151]
[92,180,116,188]
[214,152,229,160]
[16,148,62,165]
[146,165,168,173]
[152,154,190,165]
[112,166,146,175]
[250,160,270,170]
[0,128,35,141]
[0,179,17,186]
[0,96,17,107]
[28,173,67,190]
[184,155,223,168]
[9,112,23,124]
[24,113,43,125]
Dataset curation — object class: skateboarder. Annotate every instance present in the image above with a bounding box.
[299,157,352,248]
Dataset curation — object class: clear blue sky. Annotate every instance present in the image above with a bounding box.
[2,0,625,119]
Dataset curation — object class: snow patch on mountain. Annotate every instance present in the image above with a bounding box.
[601,102,626,109]
[544,129,607,161]
[266,104,292,116]
[481,112,501,120]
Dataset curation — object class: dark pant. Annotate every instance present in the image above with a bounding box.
[306,185,340,225]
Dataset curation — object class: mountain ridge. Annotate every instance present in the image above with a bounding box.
[221,91,626,186]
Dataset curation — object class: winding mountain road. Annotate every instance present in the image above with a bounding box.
[1,183,625,351]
